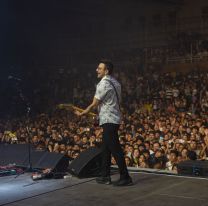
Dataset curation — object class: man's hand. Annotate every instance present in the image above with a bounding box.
[74,110,82,116]
[74,97,99,117]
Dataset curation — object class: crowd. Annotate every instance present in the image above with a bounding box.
[141,32,208,64]
[0,68,208,174]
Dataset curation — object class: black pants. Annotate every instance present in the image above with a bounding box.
[101,123,129,179]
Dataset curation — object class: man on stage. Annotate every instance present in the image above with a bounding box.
[75,59,132,186]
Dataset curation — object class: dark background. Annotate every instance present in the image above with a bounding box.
[0,0,190,117]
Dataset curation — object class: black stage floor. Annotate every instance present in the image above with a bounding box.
[0,172,208,206]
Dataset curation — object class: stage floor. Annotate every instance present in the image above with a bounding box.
[0,172,208,206]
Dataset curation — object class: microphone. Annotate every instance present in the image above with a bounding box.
[8,75,22,81]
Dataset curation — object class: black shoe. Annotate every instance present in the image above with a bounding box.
[96,176,111,185]
[113,176,133,186]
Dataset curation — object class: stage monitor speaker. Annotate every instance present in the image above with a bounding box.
[0,144,69,172]
[32,152,69,172]
[68,147,102,178]
[178,160,208,177]
[0,144,33,166]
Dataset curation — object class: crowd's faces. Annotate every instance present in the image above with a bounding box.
[199,127,205,135]
[144,124,149,131]
[66,145,73,151]
[197,143,203,151]
[125,156,132,167]
[125,133,133,142]
[89,135,96,142]
[178,144,184,152]
[1,71,208,173]
[82,136,88,144]
[204,136,208,146]
[196,121,202,128]
[111,157,116,165]
[169,152,178,163]
[181,148,188,159]
[154,131,160,139]
[63,130,69,137]
[149,132,155,140]
[161,145,167,152]
[67,150,73,158]
[162,126,169,134]
[144,142,150,150]
[182,134,188,141]
[60,144,66,151]
[53,143,60,153]
[155,150,163,158]
[45,138,50,146]
[73,144,80,152]
[51,132,57,140]
[73,135,80,143]
[174,142,181,150]
[136,138,143,145]
[119,124,125,131]
[186,127,191,134]
[152,142,160,152]
[192,127,198,135]
[124,144,129,154]
[38,129,45,136]
[127,145,134,155]
[133,149,140,158]
[143,151,150,160]
[163,134,169,141]
[119,137,125,145]
[138,154,146,165]
[138,145,145,153]
[189,141,197,150]
[153,161,162,169]
[48,144,53,152]
[46,125,51,132]
[31,127,37,134]
[73,152,79,159]
[204,128,208,137]
[32,135,39,144]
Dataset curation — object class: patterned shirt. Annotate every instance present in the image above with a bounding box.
[94,75,122,126]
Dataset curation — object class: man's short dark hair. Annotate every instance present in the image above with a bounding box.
[100,59,114,75]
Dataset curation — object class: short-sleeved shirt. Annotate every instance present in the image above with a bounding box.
[94,75,122,126]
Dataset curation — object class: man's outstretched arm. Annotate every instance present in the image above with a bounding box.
[75,97,100,116]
